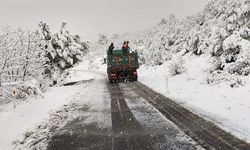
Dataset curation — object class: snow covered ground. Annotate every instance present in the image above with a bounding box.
[138,55,250,142]
[0,64,98,150]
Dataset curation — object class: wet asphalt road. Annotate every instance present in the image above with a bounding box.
[47,80,250,150]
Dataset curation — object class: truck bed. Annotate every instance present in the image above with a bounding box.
[107,49,139,83]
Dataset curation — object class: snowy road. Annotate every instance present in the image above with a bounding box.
[45,73,250,150]
[47,79,201,150]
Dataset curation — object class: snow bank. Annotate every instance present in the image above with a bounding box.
[138,55,250,142]
[64,70,94,84]
[0,84,85,150]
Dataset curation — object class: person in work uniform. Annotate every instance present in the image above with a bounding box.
[108,43,114,54]
[126,41,130,52]
[122,41,130,54]
[122,41,126,54]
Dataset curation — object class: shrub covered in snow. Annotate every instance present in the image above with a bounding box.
[48,22,88,70]
[35,22,90,85]
[207,71,245,88]
[168,56,186,76]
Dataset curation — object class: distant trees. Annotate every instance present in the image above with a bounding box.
[98,34,108,45]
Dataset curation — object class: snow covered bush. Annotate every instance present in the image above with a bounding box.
[225,61,250,76]
[207,71,245,88]
[221,32,250,76]
[38,22,89,84]
[14,84,39,100]
[46,22,89,70]
[168,56,186,76]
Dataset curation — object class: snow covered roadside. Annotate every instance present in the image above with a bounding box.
[64,60,106,84]
[13,68,110,150]
[0,66,96,150]
[0,84,87,150]
[138,55,250,142]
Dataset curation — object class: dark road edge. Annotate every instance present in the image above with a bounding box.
[131,81,250,150]
[63,79,94,86]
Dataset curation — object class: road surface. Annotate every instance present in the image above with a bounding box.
[47,75,250,150]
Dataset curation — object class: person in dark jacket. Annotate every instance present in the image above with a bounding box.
[126,41,130,52]
[108,43,114,54]
[122,41,126,54]
[122,41,130,54]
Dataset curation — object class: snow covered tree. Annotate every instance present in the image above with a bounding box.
[168,56,186,76]
[48,22,88,70]
[0,21,90,103]
[40,22,89,84]
[0,26,50,103]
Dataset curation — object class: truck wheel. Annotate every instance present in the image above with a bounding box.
[129,78,134,82]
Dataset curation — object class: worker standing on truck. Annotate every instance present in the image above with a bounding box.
[122,41,126,54]
[122,41,130,54]
[126,41,130,52]
[108,43,114,54]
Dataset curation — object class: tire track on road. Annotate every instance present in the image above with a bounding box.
[108,83,153,150]
[119,82,203,150]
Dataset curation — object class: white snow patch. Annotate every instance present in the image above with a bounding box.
[65,70,94,83]
[138,56,250,142]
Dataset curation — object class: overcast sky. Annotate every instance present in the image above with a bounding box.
[0,0,209,42]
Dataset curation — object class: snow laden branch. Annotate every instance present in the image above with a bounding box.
[0,27,49,104]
